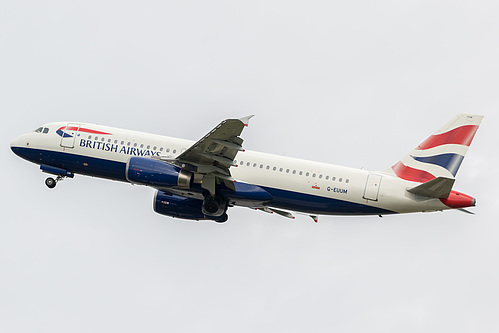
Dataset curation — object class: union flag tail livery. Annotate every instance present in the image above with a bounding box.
[390,114,483,183]
[11,114,483,222]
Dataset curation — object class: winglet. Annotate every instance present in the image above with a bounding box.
[239,115,254,127]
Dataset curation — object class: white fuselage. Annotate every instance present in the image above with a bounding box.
[10,122,460,217]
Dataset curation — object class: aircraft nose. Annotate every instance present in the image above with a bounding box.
[10,133,31,157]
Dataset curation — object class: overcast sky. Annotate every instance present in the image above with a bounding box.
[2,1,499,332]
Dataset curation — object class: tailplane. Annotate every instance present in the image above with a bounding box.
[407,177,455,198]
[387,113,483,183]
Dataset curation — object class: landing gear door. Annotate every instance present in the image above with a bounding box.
[60,123,81,148]
[363,174,382,201]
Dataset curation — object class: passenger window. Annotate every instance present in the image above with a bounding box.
[247,162,250,166]
[95,137,99,141]
[332,177,336,181]
[280,168,283,172]
[286,169,290,173]
[173,150,177,154]
[346,179,349,184]
[312,173,316,178]
[319,174,322,179]
[260,164,263,169]
[160,147,164,152]
[299,171,303,176]
[339,178,343,182]
[293,170,296,174]
[253,163,257,167]
[240,161,244,165]
[134,143,137,147]
[140,144,144,148]
[273,167,276,171]
[326,176,329,180]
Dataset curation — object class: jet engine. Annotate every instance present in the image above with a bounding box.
[126,157,192,188]
[154,191,228,222]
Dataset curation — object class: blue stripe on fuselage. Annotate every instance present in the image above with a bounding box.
[11,147,127,181]
[12,146,395,216]
[260,186,395,215]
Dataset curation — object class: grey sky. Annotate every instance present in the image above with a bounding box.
[2,1,499,332]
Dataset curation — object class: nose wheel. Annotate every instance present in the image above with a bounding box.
[45,175,64,189]
[45,177,57,188]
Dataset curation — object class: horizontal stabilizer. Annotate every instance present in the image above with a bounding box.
[407,177,455,199]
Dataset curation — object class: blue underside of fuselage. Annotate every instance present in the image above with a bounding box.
[12,147,395,216]
[12,147,127,181]
[259,186,394,215]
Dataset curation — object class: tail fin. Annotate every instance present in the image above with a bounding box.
[389,113,483,183]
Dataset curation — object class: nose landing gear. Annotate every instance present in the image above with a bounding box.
[45,177,56,189]
[40,165,74,189]
[45,175,66,189]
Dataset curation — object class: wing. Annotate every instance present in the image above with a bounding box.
[175,115,253,194]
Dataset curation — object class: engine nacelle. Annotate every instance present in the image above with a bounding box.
[126,157,192,188]
[154,191,228,222]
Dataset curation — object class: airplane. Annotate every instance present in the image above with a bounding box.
[10,113,482,222]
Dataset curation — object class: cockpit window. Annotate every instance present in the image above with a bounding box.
[34,127,50,134]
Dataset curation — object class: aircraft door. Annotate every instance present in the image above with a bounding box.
[363,174,382,201]
[60,123,81,148]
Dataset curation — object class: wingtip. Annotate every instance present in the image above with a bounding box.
[239,115,254,126]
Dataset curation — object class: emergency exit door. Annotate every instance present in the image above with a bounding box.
[363,174,382,201]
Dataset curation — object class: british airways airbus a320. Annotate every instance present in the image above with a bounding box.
[11,114,482,222]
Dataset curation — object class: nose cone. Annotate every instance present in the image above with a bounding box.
[11,136,22,153]
[10,133,32,159]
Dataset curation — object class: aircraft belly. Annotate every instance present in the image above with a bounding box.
[13,147,128,182]
[260,186,395,215]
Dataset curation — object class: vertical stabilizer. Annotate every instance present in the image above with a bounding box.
[388,114,483,183]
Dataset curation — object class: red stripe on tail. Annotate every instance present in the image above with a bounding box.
[392,161,436,183]
[417,125,479,150]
